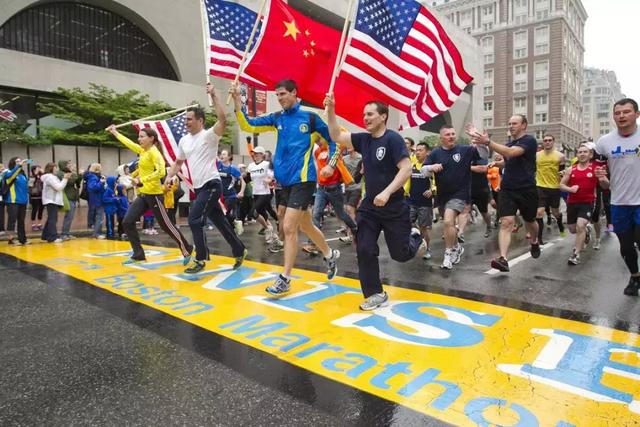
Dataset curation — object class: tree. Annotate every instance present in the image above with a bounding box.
[420,133,470,148]
[36,83,234,147]
[0,121,38,145]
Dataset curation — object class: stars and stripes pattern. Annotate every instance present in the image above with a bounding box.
[133,112,194,189]
[341,0,473,129]
[204,0,267,89]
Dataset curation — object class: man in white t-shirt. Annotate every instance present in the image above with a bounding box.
[246,146,278,242]
[595,98,640,296]
[167,83,246,274]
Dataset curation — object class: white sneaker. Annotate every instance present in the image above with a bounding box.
[207,225,214,231]
[359,292,389,311]
[96,234,106,240]
[593,238,601,250]
[234,220,244,236]
[441,249,453,270]
[422,249,432,260]
[53,238,64,243]
[452,244,464,265]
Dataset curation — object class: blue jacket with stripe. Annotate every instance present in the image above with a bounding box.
[236,103,338,187]
[2,166,28,205]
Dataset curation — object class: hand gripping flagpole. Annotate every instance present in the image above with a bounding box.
[113,104,199,129]
[225,0,268,106]
[200,0,214,107]
[324,0,355,115]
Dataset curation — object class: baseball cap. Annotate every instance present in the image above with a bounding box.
[583,142,596,151]
[253,146,266,154]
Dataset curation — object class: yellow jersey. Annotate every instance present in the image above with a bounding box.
[116,133,166,195]
[536,150,563,189]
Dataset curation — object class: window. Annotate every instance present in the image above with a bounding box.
[483,118,493,128]
[0,2,177,80]
[535,112,548,123]
[514,64,527,92]
[597,112,609,119]
[534,26,549,55]
[535,130,545,140]
[534,61,549,90]
[484,69,494,82]
[514,97,527,115]
[484,101,493,112]
[460,10,472,26]
[535,94,548,106]
[484,85,494,96]
[513,31,528,59]
[481,36,494,64]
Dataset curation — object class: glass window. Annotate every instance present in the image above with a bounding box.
[483,118,493,128]
[0,2,177,80]
[514,97,527,114]
[535,112,548,124]
[513,31,528,59]
[484,85,494,96]
[484,101,493,112]
[534,61,549,90]
[534,26,549,55]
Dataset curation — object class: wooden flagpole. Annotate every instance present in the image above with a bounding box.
[325,0,355,114]
[225,0,269,105]
[200,0,214,107]
[113,104,199,129]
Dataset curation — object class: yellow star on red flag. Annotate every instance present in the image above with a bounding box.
[283,20,301,40]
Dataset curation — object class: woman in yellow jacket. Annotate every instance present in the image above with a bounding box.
[106,125,193,265]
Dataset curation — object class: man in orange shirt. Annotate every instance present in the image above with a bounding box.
[487,154,502,228]
[310,139,357,248]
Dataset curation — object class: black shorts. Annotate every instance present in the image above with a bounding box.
[471,189,490,213]
[498,188,538,222]
[280,182,315,210]
[275,189,286,207]
[567,203,594,225]
[537,187,561,209]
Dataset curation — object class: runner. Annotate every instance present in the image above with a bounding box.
[341,148,363,243]
[165,83,246,274]
[325,93,424,310]
[467,115,541,272]
[231,80,340,295]
[106,126,193,266]
[406,142,433,260]
[217,149,245,236]
[424,125,489,270]
[559,144,608,265]
[594,98,640,296]
[535,134,567,244]
[246,146,278,245]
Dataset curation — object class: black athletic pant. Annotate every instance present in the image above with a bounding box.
[123,194,192,261]
[6,203,27,243]
[41,204,59,242]
[30,198,44,221]
[254,194,277,223]
[356,198,422,298]
[0,201,5,232]
[189,179,245,262]
[224,197,239,226]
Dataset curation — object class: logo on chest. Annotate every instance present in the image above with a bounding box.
[376,147,386,161]
[453,153,461,163]
[299,123,309,133]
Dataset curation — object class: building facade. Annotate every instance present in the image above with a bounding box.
[1,0,481,168]
[432,0,587,152]
[581,68,624,141]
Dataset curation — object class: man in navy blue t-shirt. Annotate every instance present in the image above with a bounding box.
[424,125,488,270]
[467,115,541,272]
[325,94,424,311]
[217,150,244,236]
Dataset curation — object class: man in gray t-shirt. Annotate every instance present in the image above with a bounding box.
[595,98,640,296]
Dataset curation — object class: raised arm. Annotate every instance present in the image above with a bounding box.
[465,123,525,158]
[229,82,276,133]
[207,83,226,137]
[324,93,353,149]
[106,125,144,155]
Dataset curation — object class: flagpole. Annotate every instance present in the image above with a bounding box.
[200,0,214,107]
[225,0,268,106]
[113,104,199,129]
[325,0,355,114]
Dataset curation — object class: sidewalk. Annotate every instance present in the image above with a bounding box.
[2,204,190,239]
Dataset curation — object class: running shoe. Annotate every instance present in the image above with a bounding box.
[530,242,541,259]
[268,239,284,253]
[233,248,248,269]
[559,230,568,237]
[182,251,192,266]
[335,226,347,234]
[441,249,454,270]
[324,249,340,280]
[184,260,205,274]
[52,238,64,243]
[234,220,244,236]
[623,277,640,296]
[568,250,580,265]
[339,235,353,244]
[422,249,432,260]
[484,226,492,238]
[95,234,106,240]
[122,257,145,265]
[585,224,592,245]
[359,291,389,311]
[452,245,464,265]
[266,274,291,295]
[258,227,266,236]
[457,233,465,244]
[491,256,510,272]
[593,238,601,250]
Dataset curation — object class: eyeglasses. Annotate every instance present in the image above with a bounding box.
[543,138,553,142]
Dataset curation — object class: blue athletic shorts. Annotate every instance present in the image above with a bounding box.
[611,205,640,233]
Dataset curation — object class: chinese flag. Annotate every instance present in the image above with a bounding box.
[244,0,368,128]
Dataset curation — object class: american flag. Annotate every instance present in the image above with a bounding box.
[340,0,473,129]
[204,0,267,89]
[133,112,194,189]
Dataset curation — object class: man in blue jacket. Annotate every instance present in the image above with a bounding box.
[230,79,340,295]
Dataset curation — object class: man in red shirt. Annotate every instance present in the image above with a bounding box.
[560,144,609,265]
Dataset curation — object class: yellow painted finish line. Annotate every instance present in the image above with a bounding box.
[3,240,639,427]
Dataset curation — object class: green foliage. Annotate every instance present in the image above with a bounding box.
[0,121,38,145]
[35,83,234,147]
[420,133,470,148]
